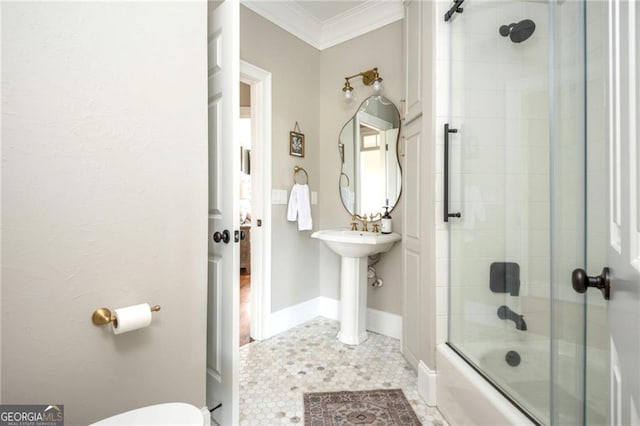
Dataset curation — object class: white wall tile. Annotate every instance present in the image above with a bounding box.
[436,286,449,315]
[436,315,448,344]
[436,258,449,287]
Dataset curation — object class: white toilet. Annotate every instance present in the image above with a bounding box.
[91,402,210,425]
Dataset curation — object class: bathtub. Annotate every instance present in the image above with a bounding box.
[436,344,536,425]
[436,337,606,425]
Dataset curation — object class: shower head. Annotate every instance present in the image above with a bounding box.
[499,19,536,43]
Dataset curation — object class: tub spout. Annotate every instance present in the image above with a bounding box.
[515,316,527,331]
[497,305,527,331]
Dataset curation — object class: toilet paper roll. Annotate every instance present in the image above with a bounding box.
[112,303,152,335]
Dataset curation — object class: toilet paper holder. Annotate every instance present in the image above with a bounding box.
[92,304,161,326]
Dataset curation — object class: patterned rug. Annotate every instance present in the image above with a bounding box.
[303,389,421,425]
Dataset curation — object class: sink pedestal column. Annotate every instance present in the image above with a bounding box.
[337,256,368,345]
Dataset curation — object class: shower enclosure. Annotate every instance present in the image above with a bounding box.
[443,0,608,424]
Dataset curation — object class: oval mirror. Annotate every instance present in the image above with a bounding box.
[338,95,402,217]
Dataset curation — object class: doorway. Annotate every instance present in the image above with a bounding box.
[238,82,253,346]
[239,61,272,343]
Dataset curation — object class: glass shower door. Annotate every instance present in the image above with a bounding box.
[549,0,588,423]
[445,0,592,423]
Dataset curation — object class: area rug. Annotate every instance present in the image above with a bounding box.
[303,389,421,425]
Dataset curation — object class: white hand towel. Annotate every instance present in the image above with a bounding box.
[296,184,312,230]
[287,184,313,231]
[287,184,299,222]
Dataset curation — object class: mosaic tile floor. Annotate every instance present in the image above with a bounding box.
[239,317,448,425]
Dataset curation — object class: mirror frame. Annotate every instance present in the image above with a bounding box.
[337,95,403,219]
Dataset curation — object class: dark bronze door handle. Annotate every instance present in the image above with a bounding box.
[213,230,231,244]
[571,267,610,300]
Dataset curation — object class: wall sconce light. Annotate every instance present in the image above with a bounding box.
[342,67,383,101]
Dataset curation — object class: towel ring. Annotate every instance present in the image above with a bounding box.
[293,166,309,184]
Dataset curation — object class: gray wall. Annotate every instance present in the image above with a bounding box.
[1,2,207,424]
[318,21,405,315]
[241,8,405,315]
[240,82,251,108]
[240,6,321,312]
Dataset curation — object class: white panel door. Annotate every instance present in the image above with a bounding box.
[402,119,422,368]
[404,0,422,124]
[206,1,239,424]
[606,0,640,424]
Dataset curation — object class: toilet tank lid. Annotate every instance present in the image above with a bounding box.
[91,402,204,425]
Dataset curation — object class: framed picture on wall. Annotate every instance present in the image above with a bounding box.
[289,131,305,157]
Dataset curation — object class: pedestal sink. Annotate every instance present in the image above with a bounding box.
[311,229,401,345]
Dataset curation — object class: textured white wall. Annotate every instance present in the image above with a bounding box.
[1,2,208,424]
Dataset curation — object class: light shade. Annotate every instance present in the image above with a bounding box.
[372,78,383,92]
[342,79,354,101]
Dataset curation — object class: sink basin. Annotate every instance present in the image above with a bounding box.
[311,229,401,258]
[311,228,401,345]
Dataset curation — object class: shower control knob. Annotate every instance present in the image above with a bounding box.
[571,267,611,300]
[213,230,231,244]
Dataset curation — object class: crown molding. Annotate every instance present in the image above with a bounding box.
[242,1,404,51]
[242,1,323,49]
[319,1,404,50]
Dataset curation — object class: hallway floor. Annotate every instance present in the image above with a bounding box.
[239,317,448,425]
[240,273,253,347]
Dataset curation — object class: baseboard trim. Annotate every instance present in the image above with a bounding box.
[269,297,402,340]
[366,307,402,340]
[270,297,321,337]
[418,360,437,407]
[318,296,339,321]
